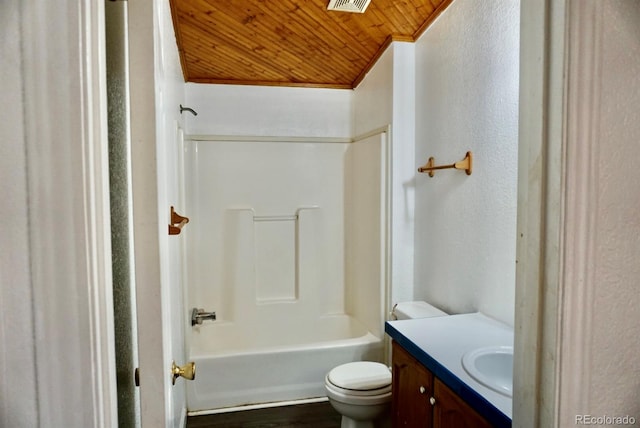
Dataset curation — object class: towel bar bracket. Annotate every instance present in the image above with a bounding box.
[418,151,473,177]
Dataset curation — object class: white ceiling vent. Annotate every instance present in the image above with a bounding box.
[327,0,372,14]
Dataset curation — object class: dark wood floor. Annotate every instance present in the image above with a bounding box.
[186,401,341,428]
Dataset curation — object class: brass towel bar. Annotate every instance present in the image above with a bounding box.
[169,206,189,235]
[418,151,473,177]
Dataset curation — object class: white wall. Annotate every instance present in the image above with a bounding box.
[353,48,393,136]
[390,43,417,305]
[413,0,520,325]
[0,3,38,426]
[586,1,640,416]
[354,43,416,306]
[557,0,640,424]
[185,84,353,139]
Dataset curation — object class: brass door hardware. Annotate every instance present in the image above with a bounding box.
[169,206,189,235]
[171,361,196,385]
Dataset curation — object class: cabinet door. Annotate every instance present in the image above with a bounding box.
[392,341,434,428]
[433,378,493,428]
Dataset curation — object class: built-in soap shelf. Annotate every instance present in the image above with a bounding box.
[223,206,321,304]
[253,214,298,222]
[236,205,320,222]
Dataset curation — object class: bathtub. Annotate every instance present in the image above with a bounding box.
[185,314,384,412]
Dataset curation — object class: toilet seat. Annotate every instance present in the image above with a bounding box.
[327,361,391,391]
[325,362,392,405]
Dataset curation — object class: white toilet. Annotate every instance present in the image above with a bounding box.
[325,361,392,428]
[325,301,448,428]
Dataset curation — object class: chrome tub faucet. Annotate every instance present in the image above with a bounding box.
[191,308,216,326]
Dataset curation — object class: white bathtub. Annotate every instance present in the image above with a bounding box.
[185,314,384,412]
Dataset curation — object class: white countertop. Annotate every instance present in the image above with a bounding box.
[386,312,513,422]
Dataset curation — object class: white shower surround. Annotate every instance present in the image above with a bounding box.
[183,134,388,411]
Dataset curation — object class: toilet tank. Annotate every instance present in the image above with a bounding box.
[391,301,448,320]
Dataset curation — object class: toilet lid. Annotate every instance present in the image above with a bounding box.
[327,362,391,391]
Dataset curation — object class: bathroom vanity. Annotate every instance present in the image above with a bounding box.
[392,341,492,427]
[385,313,513,428]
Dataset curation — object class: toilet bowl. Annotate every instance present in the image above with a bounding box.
[325,361,392,428]
[325,301,448,428]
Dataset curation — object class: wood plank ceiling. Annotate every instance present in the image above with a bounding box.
[169,0,453,89]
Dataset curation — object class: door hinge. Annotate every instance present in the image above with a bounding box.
[134,367,140,387]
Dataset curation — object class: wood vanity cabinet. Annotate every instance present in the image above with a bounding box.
[392,340,433,427]
[392,341,493,428]
[432,377,493,428]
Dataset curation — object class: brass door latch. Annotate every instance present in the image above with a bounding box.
[171,361,196,385]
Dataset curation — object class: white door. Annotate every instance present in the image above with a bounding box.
[2,0,117,426]
[127,1,188,426]
[165,124,189,425]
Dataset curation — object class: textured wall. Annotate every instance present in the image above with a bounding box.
[106,1,139,426]
[184,84,353,138]
[0,2,38,426]
[353,46,394,137]
[590,1,640,416]
[558,0,640,423]
[413,0,520,325]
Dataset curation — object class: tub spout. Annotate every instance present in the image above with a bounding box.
[191,308,216,326]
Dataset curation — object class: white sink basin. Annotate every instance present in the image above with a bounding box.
[461,346,513,397]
